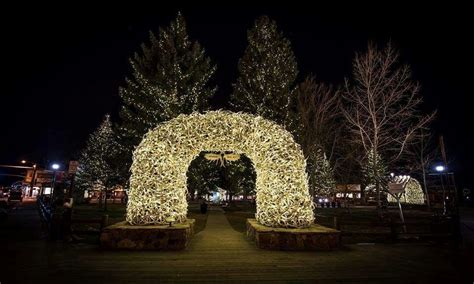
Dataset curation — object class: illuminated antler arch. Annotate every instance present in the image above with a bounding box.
[126,111,314,228]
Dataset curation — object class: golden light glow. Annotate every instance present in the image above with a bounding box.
[126,111,314,228]
[204,152,241,167]
[387,178,425,205]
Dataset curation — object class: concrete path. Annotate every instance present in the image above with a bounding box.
[188,207,254,252]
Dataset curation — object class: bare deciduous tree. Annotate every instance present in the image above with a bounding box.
[288,76,342,196]
[290,75,341,160]
[342,42,436,208]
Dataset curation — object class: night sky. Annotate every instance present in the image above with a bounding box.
[1,3,471,189]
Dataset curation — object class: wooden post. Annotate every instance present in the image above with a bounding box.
[396,197,407,233]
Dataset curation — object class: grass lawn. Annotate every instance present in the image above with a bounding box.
[225,211,255,233]
[72,202,208,234]
[222,206,451,244]
[72,202,447,244]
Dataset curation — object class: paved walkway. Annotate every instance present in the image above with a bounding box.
[1,201,471,283]
[189,207,254,252]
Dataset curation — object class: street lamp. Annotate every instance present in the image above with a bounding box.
[434,164,448,214]
[51,163,61,200]
[435,165,446,172]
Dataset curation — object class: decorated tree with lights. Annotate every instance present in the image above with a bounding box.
[230,15,298,126]
[362,148,388,195]
[118,12,217,174]
[187,153,222,199]
[221,154,256,203]
[310,149,336,197]
[188,153,256,202]
[75,114,120,210]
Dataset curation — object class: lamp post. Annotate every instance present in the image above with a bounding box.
[51,163,60,201]
[435,164,447,214]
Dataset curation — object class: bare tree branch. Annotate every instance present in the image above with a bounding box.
[342,42,436,207]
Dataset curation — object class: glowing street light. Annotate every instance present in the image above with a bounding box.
[21,160,27,164]
[50,163,61,200]
[434,164,448,214]
[435,165,445,172]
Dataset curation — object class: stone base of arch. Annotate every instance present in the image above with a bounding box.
[246,219,340,251]
[100,219,195,250]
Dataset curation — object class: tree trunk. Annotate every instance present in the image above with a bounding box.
[104,189,108,212]
[360,182,366,205]
[422,167,431,209]
[98,190,103,207]
[375,180,381,209]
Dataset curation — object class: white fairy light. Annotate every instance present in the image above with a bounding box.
[126,110,314,228]
[387,177,425,205]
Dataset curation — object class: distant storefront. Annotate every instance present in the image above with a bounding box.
[335,184,361,200]
[23,169,66,196]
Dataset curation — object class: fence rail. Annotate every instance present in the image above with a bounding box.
[37,197,108,240]
[331,215,459,244]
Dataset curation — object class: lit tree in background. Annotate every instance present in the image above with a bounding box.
[362,147,388,194]
[310,149,336,197]
[187,153,256,202]
[187,153,222,199]
[118,12,217,177]
[75,114,119,210]
[231,15,298,126]
[342,42,435,208]
[221,155,256,203]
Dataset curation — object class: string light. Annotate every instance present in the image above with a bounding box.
[387,177,425,204]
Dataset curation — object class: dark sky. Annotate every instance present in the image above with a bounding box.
[1,3,472,188]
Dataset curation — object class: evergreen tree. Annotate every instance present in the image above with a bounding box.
[75,115,119,209]
[119,12,217,149]
[187,153,221,199]
[221,155,256,202]
[362,148,388,196]
[310,149,336,197]
[187,153,256,202]
[231,15,298,125]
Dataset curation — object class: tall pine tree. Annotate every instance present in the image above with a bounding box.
[362,148,388,201]
[310,149,336,197]
[187,153,256,202]
[119,12,217,148]
[117,13,217,183]
[231,15,298,125]
[75,114,119,209]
